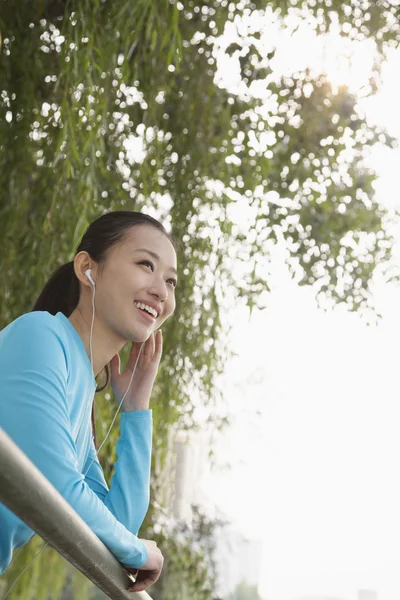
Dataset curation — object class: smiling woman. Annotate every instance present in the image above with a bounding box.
[0,210,181,595]
[66,221,179,382]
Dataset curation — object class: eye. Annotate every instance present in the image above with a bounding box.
[140,260,177,288]
[139,260,154,270]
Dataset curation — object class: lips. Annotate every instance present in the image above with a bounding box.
[135,304,156,322]
[134,300,161,318]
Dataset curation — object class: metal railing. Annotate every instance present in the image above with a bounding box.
[0,427,152,600]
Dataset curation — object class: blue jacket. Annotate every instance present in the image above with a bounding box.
[0,311,151,575]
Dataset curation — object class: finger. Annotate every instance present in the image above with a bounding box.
[133,567,161,582]
[142,331,155,359]
[125,341,142,371]
[152,330,163,363]
[129,571,160,592]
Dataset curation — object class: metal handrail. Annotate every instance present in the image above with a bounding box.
[0,427,152,599]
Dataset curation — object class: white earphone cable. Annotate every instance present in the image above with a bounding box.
[83,279,144,477]
[2,275,145,599]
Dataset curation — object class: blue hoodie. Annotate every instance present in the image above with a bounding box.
[0,310,151,575]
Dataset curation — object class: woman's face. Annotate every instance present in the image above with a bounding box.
[95,225,177,343]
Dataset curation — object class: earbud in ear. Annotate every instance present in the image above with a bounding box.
[85,268,96,287]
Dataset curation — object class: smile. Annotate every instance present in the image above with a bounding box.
[134,303,156,322]
[134,300,159,318]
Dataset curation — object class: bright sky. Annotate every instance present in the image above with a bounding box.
[198,12,400,600]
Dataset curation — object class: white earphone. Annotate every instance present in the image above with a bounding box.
[85,268,95,287]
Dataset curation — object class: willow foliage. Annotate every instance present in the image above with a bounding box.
[0,0,399,598]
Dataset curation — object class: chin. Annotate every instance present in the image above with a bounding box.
[132,325,154,342]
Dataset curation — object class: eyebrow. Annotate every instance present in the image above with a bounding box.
[133,248,178,277]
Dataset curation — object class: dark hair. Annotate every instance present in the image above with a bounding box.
[31,210,179,449]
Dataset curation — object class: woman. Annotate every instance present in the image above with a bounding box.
[0,210,179,593]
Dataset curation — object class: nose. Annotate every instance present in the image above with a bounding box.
[149,275,168,302]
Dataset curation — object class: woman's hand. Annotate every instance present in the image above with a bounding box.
[125,539,164,593]
[109,330,163,412]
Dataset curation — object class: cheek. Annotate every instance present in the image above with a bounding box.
[164,296,176,319]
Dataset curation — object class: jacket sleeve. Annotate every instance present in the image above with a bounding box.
[0,314,148,569]
[83,410,152,536]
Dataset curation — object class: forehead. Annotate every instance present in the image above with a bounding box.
[120,225,177,266]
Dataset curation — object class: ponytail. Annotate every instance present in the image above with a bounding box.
[32,262,79,317]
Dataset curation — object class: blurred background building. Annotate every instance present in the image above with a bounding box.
[156,426,263,598]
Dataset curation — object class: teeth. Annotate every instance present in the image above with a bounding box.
[134,301,157,318]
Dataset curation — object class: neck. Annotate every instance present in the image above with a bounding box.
[68,305,124,378]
